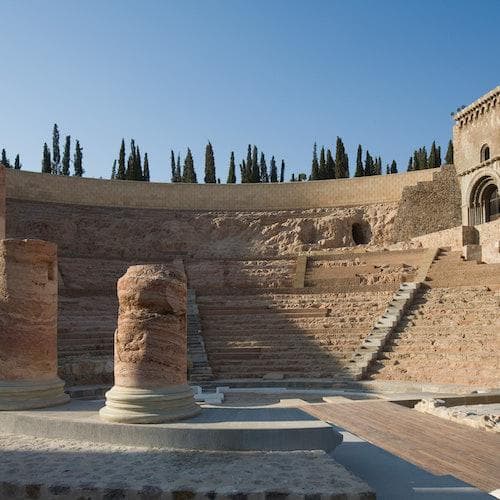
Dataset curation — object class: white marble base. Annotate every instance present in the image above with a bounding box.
[99,384,201,423]
[0,378,69,410]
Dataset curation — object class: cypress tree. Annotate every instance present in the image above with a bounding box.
[251,145,259,182]
[111,160,117,179]
[227,151,236,183]
[335,137,349,178]
[280,160,285,182]
[170,150,176,182]
[182,148,197,183]
[437,146,442,167]
[375,156,382,175]
[354,145,364,177]
[143,153,150,181]
[259,152,268,182]
[52,124,61,174]
[61,135,71,175]
[407,156,413,171]
[117,139,126,180]
[204,142,216,183]
[135,146,143,181]
[390,160,398,174]
[269,156,278,182]
[311,143,319,180]
[428,141,438,169]
[240,160,247,183]
[73,140,83,176]
[421,147,428,169]
[364,151,374,176]
[176,154,181,182]
[445,140,453,164]
[326,149,335,179]
[42,143,51,173]
[291,173,296,182]
[14,154,21,170]
[318,147,327,179]
[245,145,252,183]
[413,150,419,170]
[1,149,10,168]
[386,165,390,175]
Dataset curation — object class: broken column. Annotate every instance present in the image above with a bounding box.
[99,263,200,423]
[0,239,69,410]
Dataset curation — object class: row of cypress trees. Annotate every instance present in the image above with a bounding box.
[407,140,453,171]
[41,124,83,176]
[1,148,22,169]
[167,143,286,184]
[111,139,150,181]
[310,137,350,180]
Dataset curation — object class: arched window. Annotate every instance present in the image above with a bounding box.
[480,144,490,162]
[468,176,499,224]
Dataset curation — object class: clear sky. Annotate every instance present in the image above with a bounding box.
[1,0,499,182]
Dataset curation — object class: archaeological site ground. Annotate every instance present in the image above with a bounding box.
[0,87,499,499]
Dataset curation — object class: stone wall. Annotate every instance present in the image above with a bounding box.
[391,165,462,242]
[6,199,397,259]
[0,167,5,239]
[5,167,436,210]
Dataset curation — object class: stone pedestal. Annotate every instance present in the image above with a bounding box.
[100,263,200,423]
[0,239,69,410]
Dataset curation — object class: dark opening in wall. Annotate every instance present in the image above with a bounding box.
[352,222,372,245]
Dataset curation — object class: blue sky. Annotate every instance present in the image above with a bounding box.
[1,0,499,181]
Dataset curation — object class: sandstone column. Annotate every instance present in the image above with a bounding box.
[99,263,200,423]
[0,239,69,410]
[0,166,6,239]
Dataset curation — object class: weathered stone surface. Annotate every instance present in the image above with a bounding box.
[7,200,397,259]
[0,238,68,409]
[114,263,188,388]
[0,239,58,381]
[100,262,200,423]
[392,165,462,242]
[0,166,5,239]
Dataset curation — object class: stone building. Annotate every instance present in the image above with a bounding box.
[454,86,500,226]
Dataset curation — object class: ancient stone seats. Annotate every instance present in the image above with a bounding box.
[371,250,500,387]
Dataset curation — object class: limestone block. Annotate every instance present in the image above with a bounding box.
[0,239,68,410]
[463,244,482,262]
[100,263,200,423]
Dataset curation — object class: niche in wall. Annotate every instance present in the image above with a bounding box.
[352,222,372,245]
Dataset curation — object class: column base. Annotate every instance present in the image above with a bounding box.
[99,384,201,424]
[0,378,69,410]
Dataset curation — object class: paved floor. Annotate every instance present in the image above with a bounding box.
[301,400,500,494]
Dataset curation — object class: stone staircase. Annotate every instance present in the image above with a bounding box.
[197,291,391,380]
[425,248,500,289]
[368,249,500,387]
[187,289,213,382]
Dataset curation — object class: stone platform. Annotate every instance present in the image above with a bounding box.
[0,432,374,500]
[0,399,342,452]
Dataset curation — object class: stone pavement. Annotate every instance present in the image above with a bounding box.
[0,432,374,499]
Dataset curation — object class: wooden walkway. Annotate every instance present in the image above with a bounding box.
[301,400,500,492]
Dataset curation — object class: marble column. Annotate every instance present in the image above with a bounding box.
[0,239,69,410]
[100,262,200,423]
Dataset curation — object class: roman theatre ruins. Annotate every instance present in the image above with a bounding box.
[0,86,498,499]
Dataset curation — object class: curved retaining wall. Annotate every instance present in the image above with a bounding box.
[5,168,437,210]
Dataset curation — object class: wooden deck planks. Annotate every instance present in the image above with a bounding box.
[300,400,500,492]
